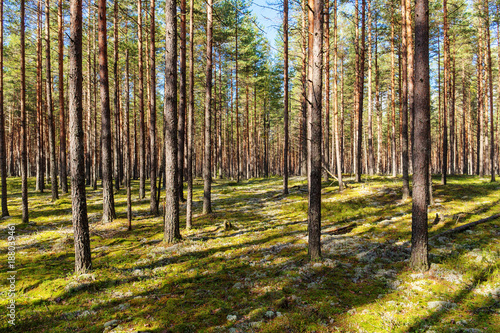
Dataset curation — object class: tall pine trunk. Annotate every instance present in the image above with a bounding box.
[401,0,410,199]
[0,0,8,217]
[308,0,323,260]
[149,0,158,214]
[164,0,180,242]
[203,0,213,214]
[59,0,68,194]
[46,0,59,201]
[179,0,187,201]
[99,0,116,223]
[410,0,430,272]
[283,0,289,194]
[69,0,92,273]
[186,0,195,228]
[138,0,146,199]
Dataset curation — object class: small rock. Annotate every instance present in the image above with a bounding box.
[276,311,282,317]
[427,301,456,310]
[104,319,119,328]
[232,282,243,289]
[116,303,130,311]
[250,321,263,328]
[312,263,323,268]
[226,314,237,321]
[265,310,275,318]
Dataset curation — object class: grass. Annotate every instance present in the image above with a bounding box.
[0,175,499,332]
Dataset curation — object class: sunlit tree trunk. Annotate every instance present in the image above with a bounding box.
[113,0,121,192]
[401,0,410,199]
[410,0,430,272]
[179,0,187,201]
[164,0,180,242]
[390,16,396,177]
[308,0,323,260]
[99,0,116,223]
[333,0,343,191]
[46,0,59,201]
[69,0,92,273]
[138,0,146,199]
[442,0,449,185]
[36,0,44,194]
[367,0,374,176]
[125,48,132,230]
[59,0,68,194]
[203,0,213,214]
[186,0,194,229]
[149,0,158,214]
[484,0,495,182]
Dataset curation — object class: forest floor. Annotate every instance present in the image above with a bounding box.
[0,175,499,333]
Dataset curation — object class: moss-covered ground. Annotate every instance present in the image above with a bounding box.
[0,175,499,332]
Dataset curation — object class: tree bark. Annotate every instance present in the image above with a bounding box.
[113,0,121,191]
[36,0,44,193]
[485,0,495,182]
[179,0,187,201]
[46,0,59,202]
[308,0,323,260]
[99,0,116,223]
[401,0,410,199]
[164,0,180,242]
[203,0,213,214]
[69,0,92,273]
[442,0,449,185]
[411,0,430,272]
[138,0,146,199]
[367,0,374,176]
[283,0,289,194]
[59,0,68,194]
[333,0,343,191]
[125,48,132,230]
[149,0,158,214]
[186,0,194,229]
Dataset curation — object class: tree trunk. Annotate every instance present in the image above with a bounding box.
[333,0,343,191]
[59,0,68,194]
[485,0,495,181]
[442,0,449,185]
[125,48,132,230]
[0,0,8,217]
[149,0,158,214]
[186,0,194,229]
[411,0,430,272]
[69,0,92,273]
[179,0,187,201]
[138,0,146,199]
[36,0,44,193]
[391,16,397,178]
[203,0,213,214]
[99,0,116,223]
[300,0,307,177]
[164,0,180,242]
[113,0,121,191]
[367,0,374,176]
[283,0,289,193]
[308,0,323,260]
[401,0,410,199]
[46,0,59,202]
[324,0,330,181]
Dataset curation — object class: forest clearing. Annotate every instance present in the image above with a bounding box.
[1,175,499,332]
[1,0,500,331]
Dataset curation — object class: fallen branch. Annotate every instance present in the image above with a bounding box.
[430,213,500,239]
[326,223,357,235]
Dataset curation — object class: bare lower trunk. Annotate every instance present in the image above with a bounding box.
[59,0,68,194]
[1,0,9,217]
[149,0,158,214]
[186,0,194,229]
